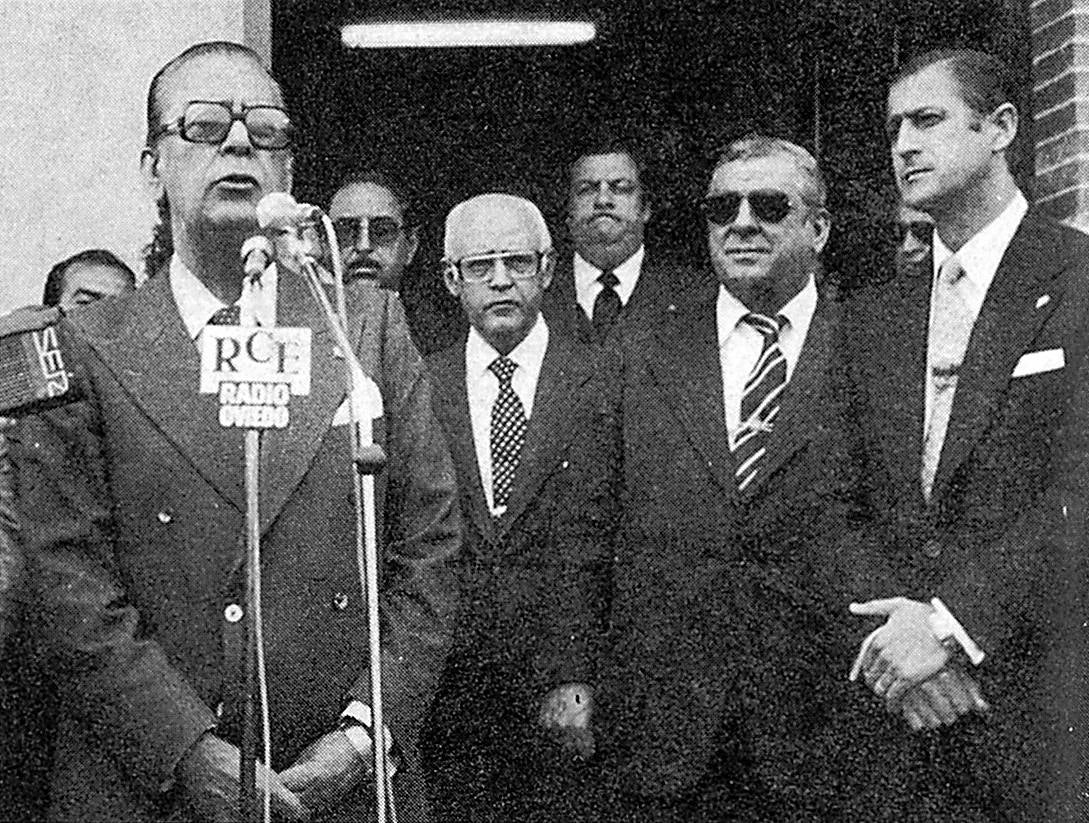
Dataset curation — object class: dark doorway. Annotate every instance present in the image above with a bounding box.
[273,0,1030,349]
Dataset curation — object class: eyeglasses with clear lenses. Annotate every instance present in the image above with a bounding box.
[455,251,544,283]
[333,216,405,248]
[154,101,293,150]
[700,190,795,226]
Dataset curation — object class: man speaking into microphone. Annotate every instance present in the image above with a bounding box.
[9,41,460,823]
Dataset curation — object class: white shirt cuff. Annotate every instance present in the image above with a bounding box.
[340,701,397,774]
[928,597,986,666]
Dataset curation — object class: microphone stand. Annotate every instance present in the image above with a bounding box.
[235,260,274,823]
[283,220,392,823]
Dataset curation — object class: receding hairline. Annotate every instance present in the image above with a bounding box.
[710,135,827,209]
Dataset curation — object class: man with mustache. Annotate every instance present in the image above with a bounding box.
[543,135,685,345]
[422,193,620,821]
[845,48,1089,819]
[10,41,459,822]
[328,169,419,292]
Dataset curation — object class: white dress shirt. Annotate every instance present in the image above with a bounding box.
[924,190,1028,434]
[573,246,645,319]
[465,316,550,516]
[716,275,818,447]
[169,253,278,339]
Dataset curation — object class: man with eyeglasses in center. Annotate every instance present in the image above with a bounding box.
[597,134,871,820]
[9,41,460,823]
[420,193,620,822]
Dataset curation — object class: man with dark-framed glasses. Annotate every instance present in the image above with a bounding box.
[9,41,459,822]
[421,193,620,821]
[597,134,867,819]
[328,169,419,293]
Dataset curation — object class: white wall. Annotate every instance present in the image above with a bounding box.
[0,0,255,313]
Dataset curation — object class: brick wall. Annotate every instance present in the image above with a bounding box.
[1033,0,1089,228]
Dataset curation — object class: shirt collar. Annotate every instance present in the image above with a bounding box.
[574,245,645,303]
[168,252,279,339]
[716,273,818,347]
[932,189,1028,295]
[465,314,550,379]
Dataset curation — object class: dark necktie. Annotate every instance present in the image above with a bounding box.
[591,270,621,343]
[209,304,241,326]
[733,312,788,492]
[488,356,527,512]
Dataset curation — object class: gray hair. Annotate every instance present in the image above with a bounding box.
[712,133,827,210]
[444,193,552,260]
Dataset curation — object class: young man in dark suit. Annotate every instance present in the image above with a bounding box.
[421,193,621,822]
[598,135,863,820]
[9,42,460,823]
[846,49,1089,820]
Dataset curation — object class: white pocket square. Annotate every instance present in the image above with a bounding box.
[1011,347,1065,378]
[332,397,353,427]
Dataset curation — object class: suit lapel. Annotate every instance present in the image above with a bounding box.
[430,347,497,543]
[932,215,1066,498]
[255,269,339,533]
[497,336,595,534]
[868,263,931,505]
[740,295,838,498]
[87,273,247,513]
[643,283,735,495]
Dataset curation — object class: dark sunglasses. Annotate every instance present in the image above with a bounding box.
[896,220,933,245]
[332,216,405,248]
[700,190,795,225]
[153,101,293,150]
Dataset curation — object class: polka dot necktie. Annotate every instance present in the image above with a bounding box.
[488,356,527,512]
[591,270,621,343]
[209,304,241,325]
[733,312,788,493]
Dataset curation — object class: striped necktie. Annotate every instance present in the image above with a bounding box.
[733,312,788,493]
[488,355,527,512]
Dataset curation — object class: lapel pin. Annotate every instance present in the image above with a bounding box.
[332,344,345,359]
[1035,294,1051,309]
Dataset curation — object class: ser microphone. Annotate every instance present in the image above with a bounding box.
[0,306,79,417]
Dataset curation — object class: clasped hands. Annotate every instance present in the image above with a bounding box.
[176,727,371,822]
[849,597,989,731]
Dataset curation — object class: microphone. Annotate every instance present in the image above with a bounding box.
[241,235,275,284]
[256,192,321,231]
[0,306,79,417]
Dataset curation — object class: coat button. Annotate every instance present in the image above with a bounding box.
[922,539,941,559]
[224,603,244,623]
[332,592,349,611]
[157,511,172,524]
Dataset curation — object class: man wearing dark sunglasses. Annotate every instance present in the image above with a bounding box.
[328,169,419,292]
[895,202,934,269]
[422,193,620,821]
[9,41,459,823]
[841,48,1089,821]
[600,134,866,819]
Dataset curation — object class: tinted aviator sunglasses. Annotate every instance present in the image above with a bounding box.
[700,190,794,225]
[332,216,405,248]
[896,220,933,244]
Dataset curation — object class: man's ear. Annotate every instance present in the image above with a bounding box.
[405,228,420,266]
[988,102,1018,154]
[140,147,163,200]
[811,208,832,256]
[540,251,556,292]
[442,264,461,298]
